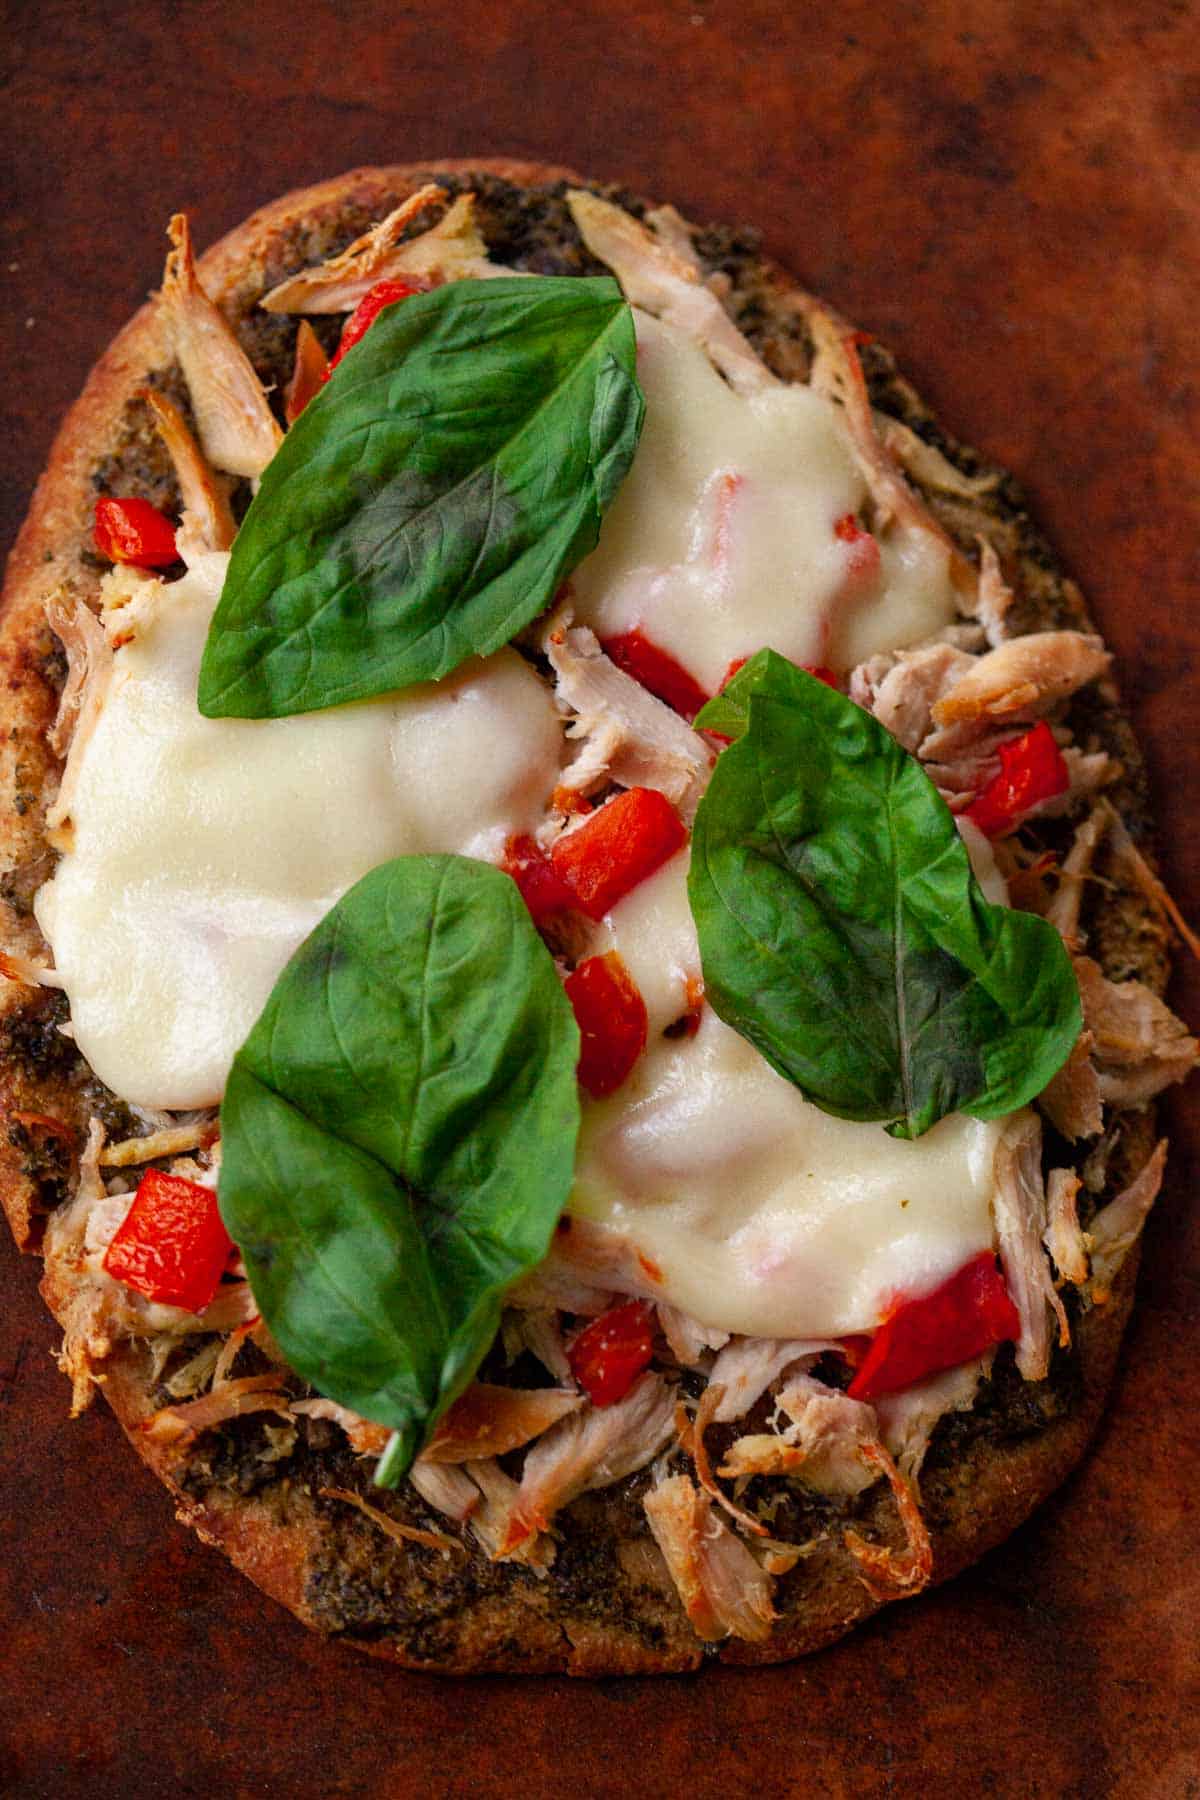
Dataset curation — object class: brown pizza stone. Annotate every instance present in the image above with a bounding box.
[0,161,1170,1674]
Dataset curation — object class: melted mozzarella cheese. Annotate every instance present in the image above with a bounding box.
[569,311,959,692]
[35,553,563,1109]
[575,853,1004,1335]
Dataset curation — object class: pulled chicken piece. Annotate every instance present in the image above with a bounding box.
[873,1358,988,1487]
[543,615,713,820]
[929,631,1111,729]
[424,1383,583,1463]
[706,1336,834,1423]
[44,590,114,851]
[1072,955,1199,1106]
[643,1472,777,1643]
[140,387,237,555]
[499,1371,676,1554]
[261,189,501,313]
[1089,1140,1168,1304]
[566,189,775,396]
[160,214,283,480]
[842,1443,934,1603]
[992,1113,1067,1378]
[1043,1168,1091,1287]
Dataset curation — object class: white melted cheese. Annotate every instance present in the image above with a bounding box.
[39,302,1007,1345]
[569,310,958,692]
[35,553,563,1109]
[574,854,1003,1335]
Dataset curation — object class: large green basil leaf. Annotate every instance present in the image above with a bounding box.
[198,277,643,718]
[217,856,581,1484]
[689,651,1080,1139]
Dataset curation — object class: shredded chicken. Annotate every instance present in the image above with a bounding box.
[643,1472,776,1643]
[1089,1140,1167,1303]
[44,590,114,851]
[284,320,329,423]
[42,1120,113,1412]
[971,538,1014,644]
[141,387,237,554]
[842,1442,934,1602]
[425,1383,583,1463]
[290,1397,391,1456]
[1039,1029,1104,1142]
[1106,810,1200,962]
[320,1486,459,1556]
[706,1336,833,1424]
[465,1458,554,1573]
[566,189,774,397]
[261,189,504,314]
[657,1303,729,1367]
[1043,1168,1091,1287]
[1074,955,1199,1106]
[677,1382,768,1536]
[500,1372,676,1553]
[768,1374,883,1496]
[873,1358,988,1486]
[930,631,1111,729]
[797,296,975,597]
[1045,802,1112,944]
[543,615,713,820]
[143,1372,292,1446]
[879,416,1003,503]
[992,1113,1067,1376]
[99,1120,213,1167]
[408,1459,480,1524]
[849,641,974,755]
[160,213,283,480]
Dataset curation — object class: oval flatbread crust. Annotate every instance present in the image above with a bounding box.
[0,160,1173,1673]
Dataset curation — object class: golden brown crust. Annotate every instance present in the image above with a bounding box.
[0,159,1169,1674]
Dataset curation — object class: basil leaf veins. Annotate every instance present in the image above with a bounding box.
[217,855,581,1485]
[198,276,644,718]
[688,651,1081,1139]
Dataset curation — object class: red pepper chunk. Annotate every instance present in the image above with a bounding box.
[325,277,422,378]
[564,952,648,1098]
[847,1252,1020,1401]
[569,1299,655,1406]
[964,721,1069,839]
[550,787,686,921]
[103,1168,234,1314]
[600,629,711,723]
[502,833,576,927]
[93,497,178,569]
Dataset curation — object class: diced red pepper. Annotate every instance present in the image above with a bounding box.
[564,951,648,1098]
[93,497,178,569]
[103,1167,234,1314]
[502,833,576,928]
[600,629,711,723]
[847,1252,1020,1401]
[324,277,422,378]
[550,787,686,921]
[568,1299,655,1406]
[963,721,1070,840]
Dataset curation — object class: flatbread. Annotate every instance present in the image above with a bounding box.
[0,161,1178,1673]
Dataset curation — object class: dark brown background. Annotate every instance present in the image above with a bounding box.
[2,2,1198,1795]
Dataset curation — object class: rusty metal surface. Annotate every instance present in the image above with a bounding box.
[2,2,1198,1795]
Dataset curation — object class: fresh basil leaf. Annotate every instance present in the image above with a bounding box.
[217,855,581,1483]
[689,651,1081,1139]
[198,277,644,718]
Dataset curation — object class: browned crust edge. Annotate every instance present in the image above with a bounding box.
[0,158,1161,1675]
